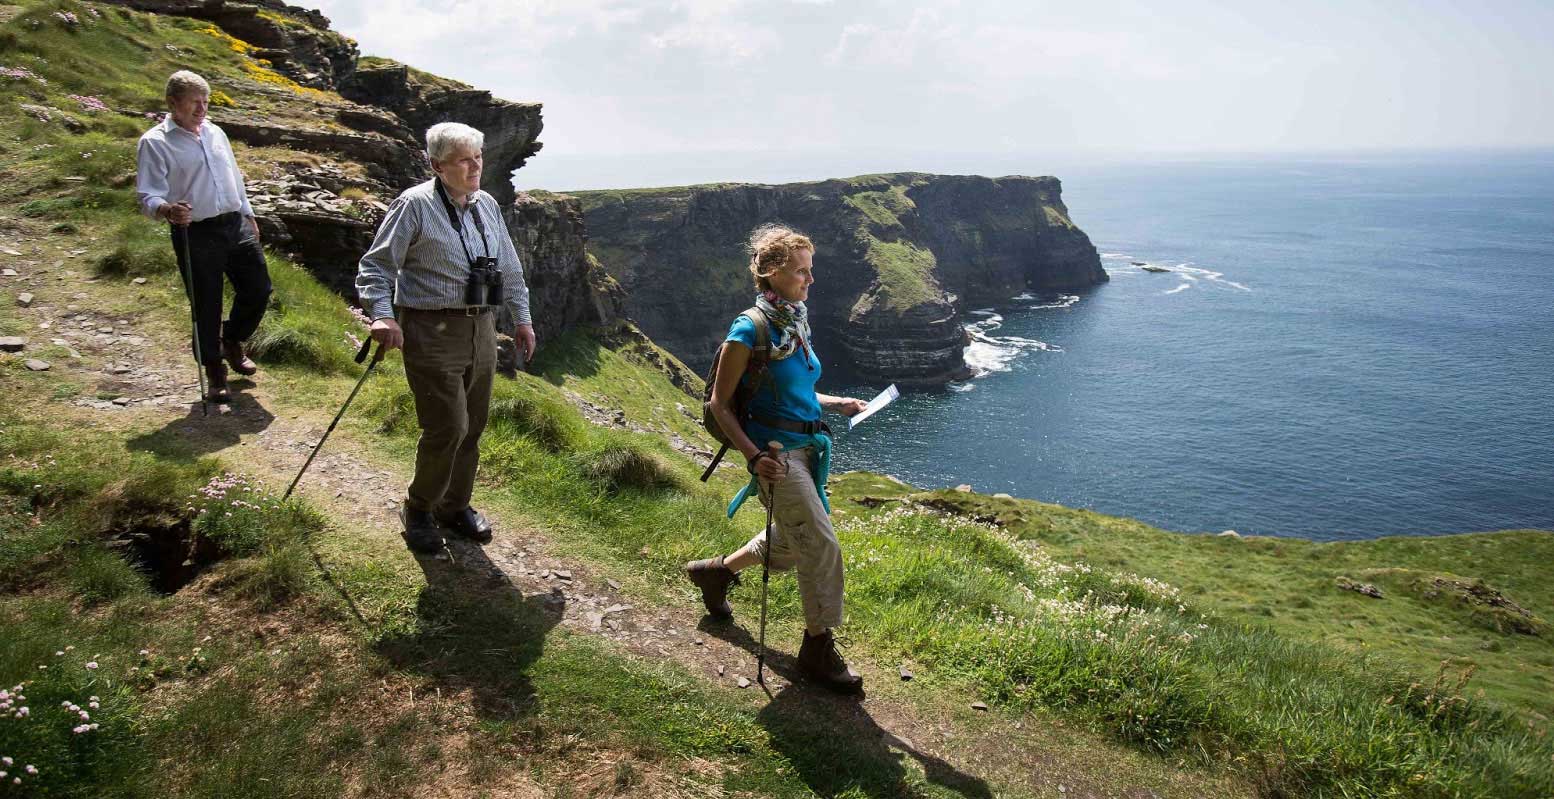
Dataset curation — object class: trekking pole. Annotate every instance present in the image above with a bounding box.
[756,440,784,688]
[174,222,208,417]
[283,338,386,500]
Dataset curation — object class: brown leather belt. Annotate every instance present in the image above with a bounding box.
[400,306,492,317]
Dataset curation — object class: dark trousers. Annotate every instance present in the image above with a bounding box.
[400,307,497,514]
[171,213,272,366]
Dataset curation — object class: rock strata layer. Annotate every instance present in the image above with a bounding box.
[571,173,1106,383]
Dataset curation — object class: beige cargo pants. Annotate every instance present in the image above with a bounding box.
[742,446,845,633]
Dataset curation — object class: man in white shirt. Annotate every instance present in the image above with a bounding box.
[136,70,271,404]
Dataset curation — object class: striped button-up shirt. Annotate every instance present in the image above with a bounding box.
[135,115,253,221]
[355,179,531,328]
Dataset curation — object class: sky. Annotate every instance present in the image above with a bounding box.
[304,0,1554,189]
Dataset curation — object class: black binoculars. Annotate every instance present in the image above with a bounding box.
[466,256,503,306]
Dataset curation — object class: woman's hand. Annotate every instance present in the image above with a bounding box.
[831,396,868,417]
[749,450,788,481]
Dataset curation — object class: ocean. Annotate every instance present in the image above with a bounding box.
[524,151,1554,540]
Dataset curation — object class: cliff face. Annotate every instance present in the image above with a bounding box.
[503,192,625,347]
[572,173,1106,383]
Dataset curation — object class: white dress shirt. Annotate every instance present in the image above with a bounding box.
[135,115,254,222]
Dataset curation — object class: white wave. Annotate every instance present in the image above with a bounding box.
[1173,264,1252,292]
[1164,283,1192,295]
[947,382,975,393]
[1030,294,1080,310]
[963,325,1061,376]
[1100,252,1130,259]
[969,308,999,317]
[1011,292,1036,301]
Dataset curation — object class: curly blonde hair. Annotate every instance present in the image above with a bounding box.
[747,224,814,291]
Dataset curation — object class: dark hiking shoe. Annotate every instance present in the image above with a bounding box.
[399,504,445,554]
[204,361,230,404]
[685,556,740,618]
[222,339,257,376]
[797,629,864,693]
[436,506,493,544]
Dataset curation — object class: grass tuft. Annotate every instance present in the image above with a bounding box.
[574,437,683,493]
[487,390,588,453]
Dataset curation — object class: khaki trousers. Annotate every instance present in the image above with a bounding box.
[744,447,845,632]
[399,308,496,514]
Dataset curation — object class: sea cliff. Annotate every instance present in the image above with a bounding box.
[568,173,1107,382]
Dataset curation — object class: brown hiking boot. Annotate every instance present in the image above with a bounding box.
[797,629,863,693]
[222,339,257,376]
[204,361,230,404]
[684,556,739,618]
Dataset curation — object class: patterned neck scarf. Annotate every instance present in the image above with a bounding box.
[755,290,813,365]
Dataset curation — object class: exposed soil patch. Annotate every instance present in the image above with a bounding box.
[107,519,225,595]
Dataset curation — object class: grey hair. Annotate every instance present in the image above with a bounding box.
[425,122,484,163]
[165,70,210,100]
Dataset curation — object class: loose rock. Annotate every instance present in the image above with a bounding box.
[970,701,988,711]
[899,665,914,681]
[16,293,33,307]
[737,676,750,688]
[0,336,26,352]
[1337,576,1384,599]
[24,359,50,372]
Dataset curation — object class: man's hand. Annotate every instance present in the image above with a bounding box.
[161,202,193,226]
[370,317,404,350]
[513,324,536,363]
[245,215,261,243]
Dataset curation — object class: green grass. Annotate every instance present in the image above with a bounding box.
[861,238,941,312]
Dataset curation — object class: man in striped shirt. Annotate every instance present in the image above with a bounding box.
[135,70,271,404]
[356,122,534,554]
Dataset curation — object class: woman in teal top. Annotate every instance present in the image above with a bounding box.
[684,224,868,693]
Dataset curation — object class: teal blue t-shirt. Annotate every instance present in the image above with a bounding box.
[726,314,822,452]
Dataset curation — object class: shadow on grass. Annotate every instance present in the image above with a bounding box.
[374,541,563,720]
[526,328,608,386]
[124,386,276,459]
[758,686,995,799]
[700,619,994,798]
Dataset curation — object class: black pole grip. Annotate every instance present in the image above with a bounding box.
[354,337,373,364]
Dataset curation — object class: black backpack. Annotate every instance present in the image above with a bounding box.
[698,307,773,482]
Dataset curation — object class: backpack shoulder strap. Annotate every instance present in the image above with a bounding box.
[740,307,771,366]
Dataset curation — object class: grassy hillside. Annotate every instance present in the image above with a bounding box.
[3,2,1553,798]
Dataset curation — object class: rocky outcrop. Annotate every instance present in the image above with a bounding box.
[216,113,428,188]
[339,61,542,206]
[571,173,1105,383]
[101,0,359,88]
